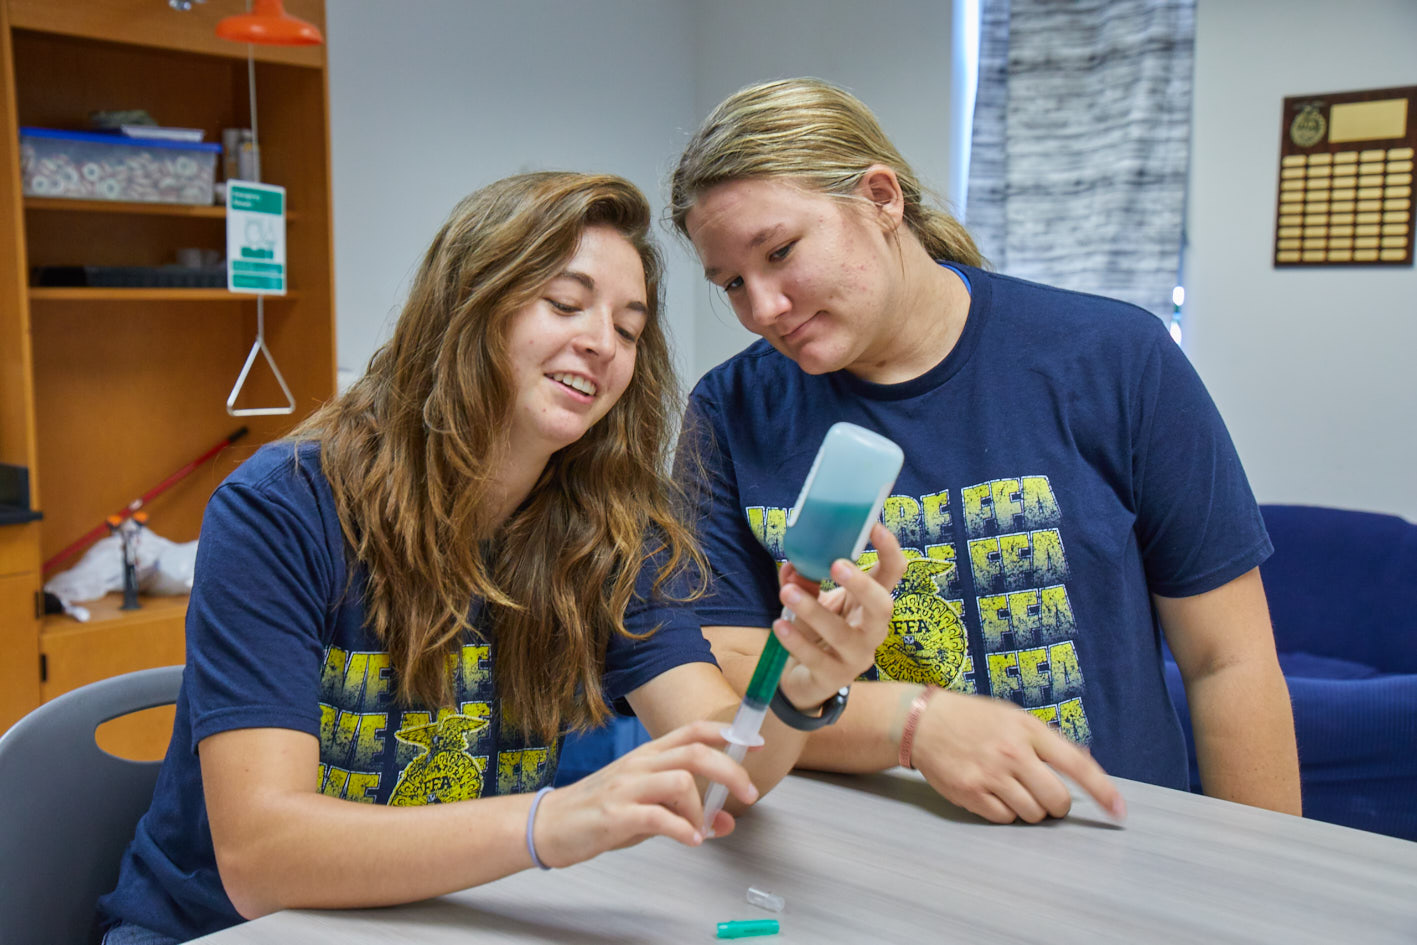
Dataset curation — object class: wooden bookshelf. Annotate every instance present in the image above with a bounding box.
[0,0,335,753]
[25,196,228,217]
[29,288,302,301]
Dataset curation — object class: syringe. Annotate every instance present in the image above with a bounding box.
[701,423,904,834]
[701,623,791,833]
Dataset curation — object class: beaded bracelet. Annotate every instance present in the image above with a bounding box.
[898,686,940,770]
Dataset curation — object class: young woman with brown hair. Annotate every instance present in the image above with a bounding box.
[97,170,905,943]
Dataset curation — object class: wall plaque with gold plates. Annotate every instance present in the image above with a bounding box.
[1274,85,1415,268]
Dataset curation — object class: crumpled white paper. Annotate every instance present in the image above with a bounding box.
[44,525,198,621]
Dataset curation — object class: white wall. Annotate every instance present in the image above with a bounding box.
[685,0,961,377]
[324,3,1414,525]
[1186,0,1417,521]
[326,1,961,389]
[326,1,961,390]
[324,0,698,386]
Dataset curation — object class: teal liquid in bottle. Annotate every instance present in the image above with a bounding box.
[743,500,878,707]
[782,499,879,583]
[742,425,901,707]
[702,423,902,835]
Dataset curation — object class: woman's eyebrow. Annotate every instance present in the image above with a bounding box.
[703,225,786,282]
[555,269,647,314]
[554,269,596,291]
[747,223,785,250]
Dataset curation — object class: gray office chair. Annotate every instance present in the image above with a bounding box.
[0,664,183,945]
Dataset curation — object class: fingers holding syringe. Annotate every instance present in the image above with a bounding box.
[541,767,726,863]
[618,730,758,842]
[781,523,902,650]
[777,525,905,601]
[538,722,755,864]
[631,720,761,805]
[785,550,898,649]
[773,529,904,704]
[777,560,818,597]
[773,571,889,702]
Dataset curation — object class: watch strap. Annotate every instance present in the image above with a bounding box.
[770,684,850,731]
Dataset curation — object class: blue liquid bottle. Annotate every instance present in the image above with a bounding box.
[782,423,904,581]
[701,422,903,833]
[741,422,904,710]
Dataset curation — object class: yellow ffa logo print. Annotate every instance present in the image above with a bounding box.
[388,714,489,805]
[875,560,967,687]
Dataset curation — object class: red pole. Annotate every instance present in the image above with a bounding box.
[42,426,249,575]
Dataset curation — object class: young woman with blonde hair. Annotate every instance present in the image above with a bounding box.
[672,78,1299,826]
[98,170,905,943]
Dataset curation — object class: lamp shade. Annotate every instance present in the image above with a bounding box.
[216,0,324,46]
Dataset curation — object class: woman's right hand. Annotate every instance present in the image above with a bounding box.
[530,719,759,868]
[910,690,1125,824]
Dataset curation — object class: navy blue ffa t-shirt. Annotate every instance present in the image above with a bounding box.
[98,441,713,940]
[684,264,1271,790]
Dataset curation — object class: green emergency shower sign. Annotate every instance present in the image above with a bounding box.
[226,181,287,295]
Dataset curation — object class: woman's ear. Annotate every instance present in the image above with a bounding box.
[855,165,905,233]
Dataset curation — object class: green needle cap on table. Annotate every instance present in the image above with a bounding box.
[716,919,780,939]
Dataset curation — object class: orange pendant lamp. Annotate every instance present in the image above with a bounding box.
[216,0,324,46]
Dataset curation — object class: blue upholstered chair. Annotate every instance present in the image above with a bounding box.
[1163,504,1417,841]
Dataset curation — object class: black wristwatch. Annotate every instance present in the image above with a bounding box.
[770,684,850,731]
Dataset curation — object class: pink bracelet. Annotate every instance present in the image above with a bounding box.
[898,686,940,770]
[526,786,553,870]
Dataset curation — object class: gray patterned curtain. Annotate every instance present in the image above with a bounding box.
[966,0,1195,318]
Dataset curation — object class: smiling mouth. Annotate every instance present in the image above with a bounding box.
[781,312,818,341]
[549,372,597,397]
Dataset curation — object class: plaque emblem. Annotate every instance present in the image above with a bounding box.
[1290,104,1327,148]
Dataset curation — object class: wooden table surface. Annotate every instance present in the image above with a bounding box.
[192,770,1417,944]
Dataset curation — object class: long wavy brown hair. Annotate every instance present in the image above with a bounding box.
[293,172,705,740]
[669,77,984,267]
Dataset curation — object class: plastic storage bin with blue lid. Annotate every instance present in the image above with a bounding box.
[19,127,221,206]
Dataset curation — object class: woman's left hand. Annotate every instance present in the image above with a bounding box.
[772,522,905,709]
